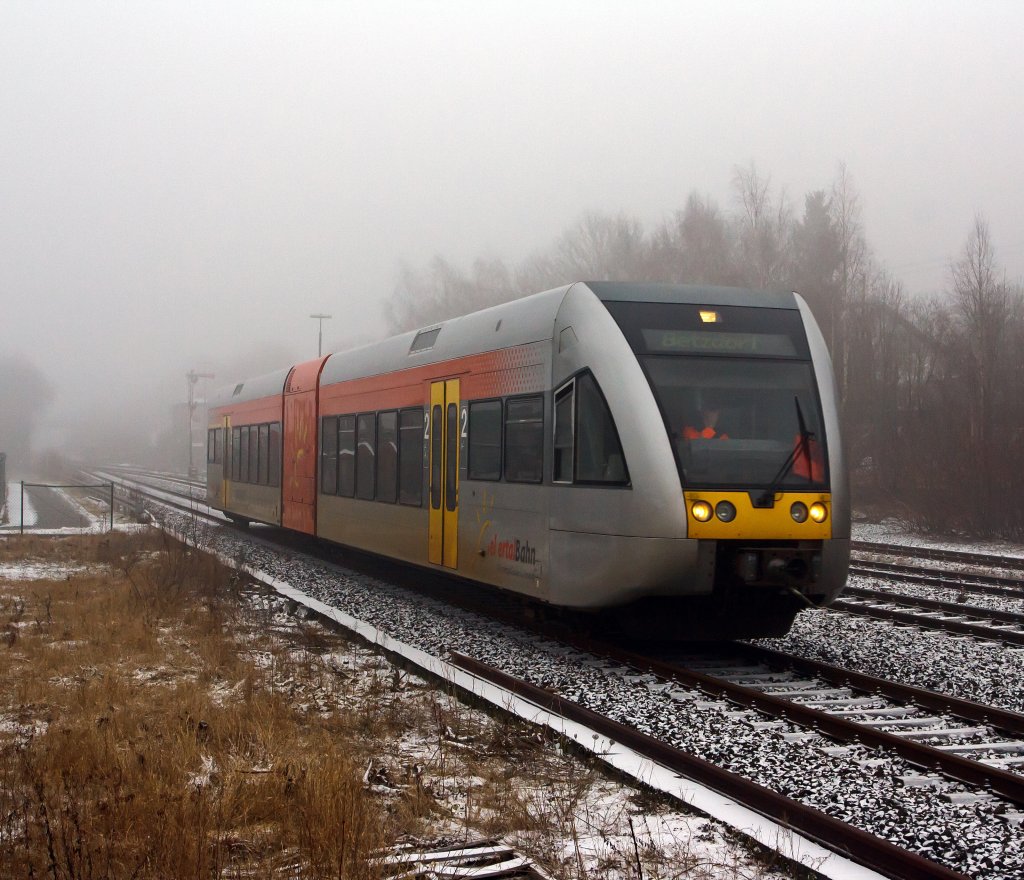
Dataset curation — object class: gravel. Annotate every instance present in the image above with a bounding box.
[158,510,1024,880]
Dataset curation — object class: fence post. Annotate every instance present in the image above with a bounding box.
[109,483,115,531]
[20,481,24,535]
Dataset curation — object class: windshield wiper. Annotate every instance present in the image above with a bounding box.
[756,396,814,507]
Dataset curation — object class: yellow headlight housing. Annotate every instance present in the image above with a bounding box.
[809,502,829,523]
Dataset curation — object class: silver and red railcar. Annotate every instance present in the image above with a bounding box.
[207,282,849,638]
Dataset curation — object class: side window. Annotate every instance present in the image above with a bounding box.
[576,372,629,485]
[399,408,423,505]
[553,383,574,482]
[468,400,502,480]
[446,402,458,511]
[430,404,443,509]
[377,411,398,503]
[207,428,217,464]
[321,416,339,495]
[248,426,259,484]
[240,426,251,483]
[338,415,356,497]
[269,422,282,487]
[258,424,270,485]
[504,396,543,483]
[231,428,241,481]
[356,413,376,500]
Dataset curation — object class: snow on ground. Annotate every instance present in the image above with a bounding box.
[853,517,1024,558]
[2,481,37,528]
[0,560,96,581]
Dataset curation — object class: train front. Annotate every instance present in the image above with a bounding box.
[604,289,850,637]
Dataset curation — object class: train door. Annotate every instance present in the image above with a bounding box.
[428,379,460,568]
[282,389,317,533]
[281,357,328,534]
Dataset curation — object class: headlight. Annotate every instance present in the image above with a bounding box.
[810,502,828,523]
[691,501,713,522]
[790,501,809,523]
[715,500,736,522]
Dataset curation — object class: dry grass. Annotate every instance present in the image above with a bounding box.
[0,528,793,880]
[0,531,383,879]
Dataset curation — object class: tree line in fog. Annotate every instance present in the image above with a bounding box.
[385,163,1024,538]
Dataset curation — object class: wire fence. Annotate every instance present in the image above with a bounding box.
[1,481,116,534]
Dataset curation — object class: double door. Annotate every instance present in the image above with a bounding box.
[428,379,460,568]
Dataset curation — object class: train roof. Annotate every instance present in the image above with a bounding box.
[208,366,290,408]
[210,282,802,406]
[320,284,572,387]
[586,282,800,309]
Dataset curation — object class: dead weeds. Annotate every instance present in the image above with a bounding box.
[0,528,792,880]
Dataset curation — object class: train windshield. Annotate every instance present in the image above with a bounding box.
[604,301,828,489]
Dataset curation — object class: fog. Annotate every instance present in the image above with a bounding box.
[1,1,1022,469]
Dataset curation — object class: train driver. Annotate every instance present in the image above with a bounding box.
[682,405,730,441]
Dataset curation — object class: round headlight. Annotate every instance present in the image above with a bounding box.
[810,502,828,523]
[715,500,736,522]
[790,501,809,523]
[691,501,713,522]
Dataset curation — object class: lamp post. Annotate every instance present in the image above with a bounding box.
[310,313,332,358]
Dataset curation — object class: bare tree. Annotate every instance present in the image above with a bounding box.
[731,162,793,288]
[384,255,519,333]
[549,211,646,281]
[949,214,1010,526]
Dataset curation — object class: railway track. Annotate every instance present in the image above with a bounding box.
[850,558,1024,600]
[96,470,1024,879]
[833,588,1024,646]
[841,549,1024,645]
[852,539,1024,574]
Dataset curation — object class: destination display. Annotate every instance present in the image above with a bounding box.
[641,329,797,357]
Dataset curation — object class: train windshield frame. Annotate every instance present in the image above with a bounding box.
[604,301,829,490]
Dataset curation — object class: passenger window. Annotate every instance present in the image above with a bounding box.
[239,426,250,482]
[430,405,442,509]
[207,429,217,464]
[258,424,270,485]
[399,408,423,505]
[468,400,502,480]
[504,396,543,483]
[576,372,629,484]
[446,402,458,510]
[321,416,339,495]
[356,413,376,500]
[377,411,398,503]
[248,427,258,484]
[269,422,282,487]
[338,415,356,497]
[553,384,574,483]
[231,428,241,481]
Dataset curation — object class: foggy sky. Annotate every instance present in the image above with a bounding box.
[2,1,1022,453]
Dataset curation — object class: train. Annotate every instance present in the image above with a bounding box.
[206,282,849,639]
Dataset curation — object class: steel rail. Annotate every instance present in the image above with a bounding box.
[844,584,1024,626]
[850,560,1024,598]
[852,540,1024,573]
[450,652,968,880]
[830,598,1024,646]
[582,641,1024,807]
[734,642,1024,737]
[107,473,1010,877]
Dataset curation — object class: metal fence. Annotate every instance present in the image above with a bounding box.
[0,452,6,523]
[4,481,115,534]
